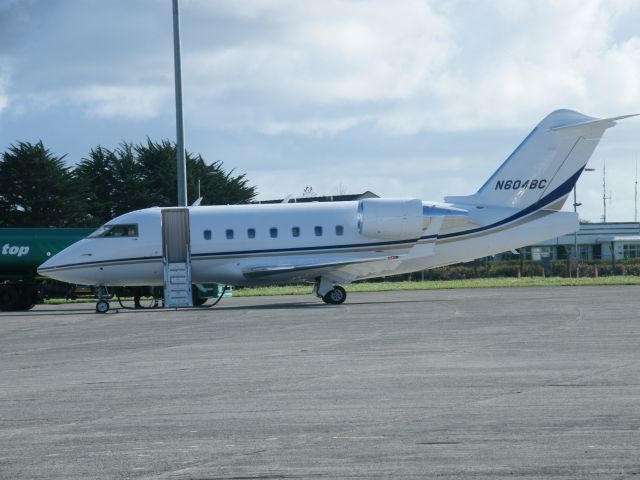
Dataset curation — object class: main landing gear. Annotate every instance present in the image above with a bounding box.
[315,277,347,305]
[322,285,347,305]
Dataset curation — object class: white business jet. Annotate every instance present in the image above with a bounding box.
[38,110,634,308]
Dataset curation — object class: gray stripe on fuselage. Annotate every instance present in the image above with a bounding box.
[433,209,556,245]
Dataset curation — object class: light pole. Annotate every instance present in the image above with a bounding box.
[573,167,596,277]
[173,0,187,207]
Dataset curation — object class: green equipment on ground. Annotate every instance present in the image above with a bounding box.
[0,228,93,311]
[1,227,233,312]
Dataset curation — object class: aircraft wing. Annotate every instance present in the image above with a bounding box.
[242,255,403,280]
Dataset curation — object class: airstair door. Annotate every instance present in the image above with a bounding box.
[162,208,193,308]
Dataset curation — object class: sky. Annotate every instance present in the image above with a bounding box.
[1,0,639,222]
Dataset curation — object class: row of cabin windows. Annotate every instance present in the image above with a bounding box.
[203,225,345,241]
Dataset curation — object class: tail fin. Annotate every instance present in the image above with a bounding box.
[445,110,636,210]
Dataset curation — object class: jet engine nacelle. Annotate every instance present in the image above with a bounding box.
[357,198,424,240]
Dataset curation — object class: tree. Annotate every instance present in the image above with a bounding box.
[135,139,179,207]
[135,139,256,207]
[109,143,149,215]
[73,146,118,226]
[0,141,80,227]
[0,139,258,227]
[186,153,256,206]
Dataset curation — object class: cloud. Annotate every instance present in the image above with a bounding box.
[3,0,639,134]
[184,0,456,107]
[177,0,640,136]
[260,117,373,136]
[1,0,639,221]
[73,85,172,119]
[362,0,640,134]
[426,0,640,130]
[0,75,7,112]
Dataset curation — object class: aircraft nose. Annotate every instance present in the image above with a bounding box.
[37,259,50,275]
[38,249,63,270]
[37,244,83,282]
[37,253,63,277]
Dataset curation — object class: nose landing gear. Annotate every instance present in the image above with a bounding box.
[94,286,111,313]
[96,299,110,313]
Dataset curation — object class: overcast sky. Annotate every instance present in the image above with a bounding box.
[1,0,639,221]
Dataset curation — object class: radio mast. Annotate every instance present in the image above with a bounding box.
[635,157,638,223]
[602,160,612,223]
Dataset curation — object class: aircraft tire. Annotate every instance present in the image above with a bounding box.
[322,286,347,305]
[96,300,110,314]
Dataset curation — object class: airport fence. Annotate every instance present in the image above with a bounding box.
[376,258,640,282]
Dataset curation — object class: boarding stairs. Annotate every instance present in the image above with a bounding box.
[162,208,193,308]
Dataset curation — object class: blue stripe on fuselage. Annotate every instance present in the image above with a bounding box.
[423,167,582,240]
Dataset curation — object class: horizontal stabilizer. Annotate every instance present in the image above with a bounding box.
[550,114,638,132]
[422,203,468,217]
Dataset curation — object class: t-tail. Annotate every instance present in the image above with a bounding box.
[445,109,636,211]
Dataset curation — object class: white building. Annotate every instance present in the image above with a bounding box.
[510,222,640,261]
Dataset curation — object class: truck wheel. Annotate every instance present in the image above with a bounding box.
[0,284,19,311]
[18,286,38,311]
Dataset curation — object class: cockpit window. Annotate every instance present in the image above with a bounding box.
[88,224,138,238]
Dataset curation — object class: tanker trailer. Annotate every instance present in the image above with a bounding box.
[0,228,93,311]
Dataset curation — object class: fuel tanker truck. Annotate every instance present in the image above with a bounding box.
[1,227,223,312]
[0,228,93,311]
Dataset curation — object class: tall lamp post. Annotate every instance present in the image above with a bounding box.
[173,0,187,207]
[573,167,596,277]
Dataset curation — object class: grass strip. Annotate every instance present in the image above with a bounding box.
[44,276,640,304]
[234,276,640,296]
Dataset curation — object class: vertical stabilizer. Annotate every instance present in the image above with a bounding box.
[445,110,634,210]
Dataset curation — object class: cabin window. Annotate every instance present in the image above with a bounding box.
[88,224,138,238]
[335,225,344,236]
[270,227,278,238]
[226,229,234,240]
[314,226,323,237]
[247,228,256,239]
[292,226,300,237]
[203,229,212,240]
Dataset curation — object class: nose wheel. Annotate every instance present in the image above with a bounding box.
[322,285,347,305]
[96,299,110,313]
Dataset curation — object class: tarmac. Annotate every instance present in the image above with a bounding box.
[1,286,639,479]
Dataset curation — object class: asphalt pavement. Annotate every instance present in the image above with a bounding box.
[1,286,639,479]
